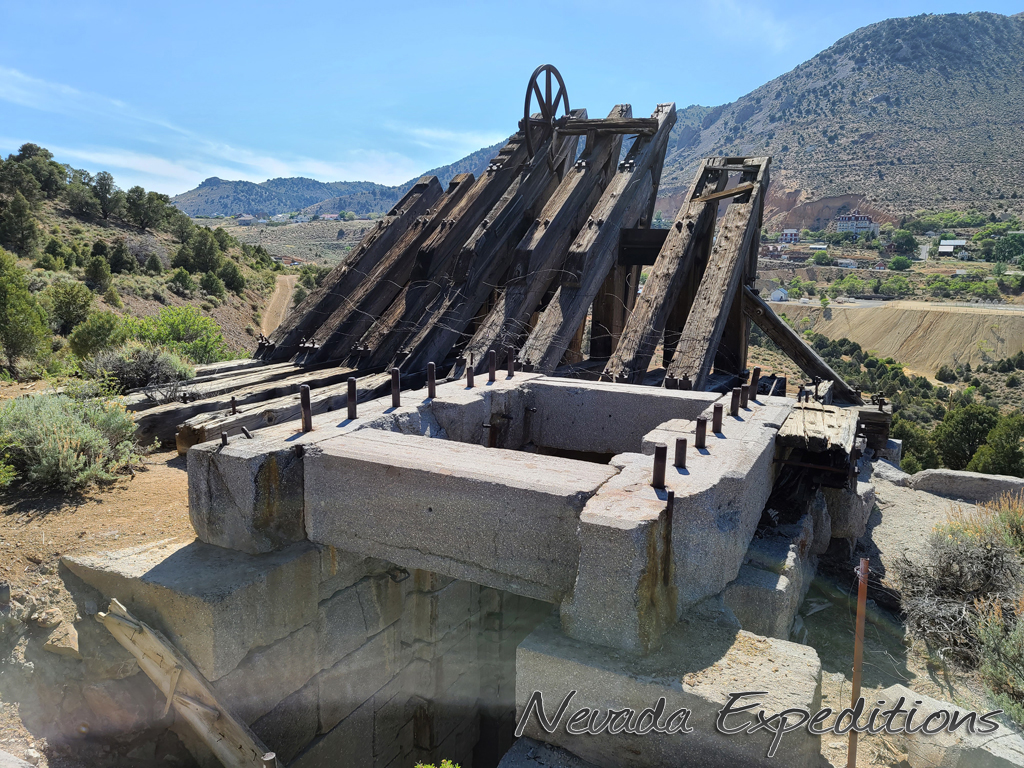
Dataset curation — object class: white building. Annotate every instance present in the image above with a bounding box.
[940,239,967,247]
[835,209,880,237]
[293,215,311,223]
[769,288,789,302]
[836,258,857,268]
[780,229,800,243]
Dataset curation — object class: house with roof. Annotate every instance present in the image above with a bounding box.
[237,214,256,226]
[835,209,880,237]
[769,288,789,302]
[780,229,800,244]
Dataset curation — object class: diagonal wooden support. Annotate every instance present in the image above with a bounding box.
[742,286,863,404]
[520,103,677,373]
[97,599,276,768]
[602,159,725,383]
[665,161,768,389]
[456,105,632,376]
[263,176,443,362]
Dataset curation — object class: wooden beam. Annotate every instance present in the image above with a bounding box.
[262,176,444,362]
[97,600,272,768]
[558,117,660,135]
[691,182,755,204]
[602,159,722,383]
[742,285,863,404]
[123,362,303,412]
[519,104,677,373]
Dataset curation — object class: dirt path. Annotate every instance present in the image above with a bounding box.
[261,274,297,336]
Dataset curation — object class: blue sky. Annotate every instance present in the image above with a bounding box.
[1,1,1020,195]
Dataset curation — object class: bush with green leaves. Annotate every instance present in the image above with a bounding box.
[128,305,230,364]
[68,310,130,357]
[0,247,48,369]
[47,279,93,335]
[218,259,246,293]
[145,252,164,275]
[0,392,141,489]
[84,341,194,393]
[85,253,112,291]
[200,271,225,298]
[168,267,195,295]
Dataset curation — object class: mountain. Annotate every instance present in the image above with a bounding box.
[655,11,1024,228]
[171,142,505,217]
[174,12,1024,228]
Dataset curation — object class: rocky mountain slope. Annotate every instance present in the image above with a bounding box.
[173,12,1024,228]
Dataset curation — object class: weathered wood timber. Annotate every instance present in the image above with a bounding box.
[175,372,390,454]
[519,104,675,373]
[777,403,859,455]
[135,366,358,447]
[601,159,723,382]
[666,159,769,388]
[262,176,443,362]
[742,286,863,404]
[97,599,274,768]
[298,174,477,366]
[456,105,631,375]
[558,117,660,135]
[691,182,756,204]
[123,362,304,412]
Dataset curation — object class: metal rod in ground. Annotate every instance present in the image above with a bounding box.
[467,364,475,388]
[347,377,357,419]
[262,753,279,768]
[848,558,869,768]
[663,491,674,586]
[427,363,436,399]
[300,384,312,432]
[713,403,723,434]
[391,368,401,408]
[750,367,761,398]
[230,396,237,415]
[220,432,228,447]
[739,385,749,409]
[241,427,253,439]
[652,444,667,489]
[506,348,515,378]
[488,349,496,382]
[777,376,787,397]
[730,388,741,417]
[695,418,707,449]
[674,438,687,469]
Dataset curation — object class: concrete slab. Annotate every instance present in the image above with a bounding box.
[62,539,319,681]
[498,736,601,768]
[907,468,1024,503]
[304,429,617,602]
[516,615,822,768]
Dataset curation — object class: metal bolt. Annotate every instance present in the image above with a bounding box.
[221,432,229,447]
[674,438,687,469]
[740,386,749,409]
[750,367,761,398]
[652,444,667,489]
[467,363,474,388]
[300,385,312,432]
[730,388,741,417]
[391,368,401,408]
[231,396,237,415]
[348,377,357,419]
[713,404,723,433]
[427,363,436,399]
[507,347,515,378]
[696,418,707,449]
[241,427,253,439]
[488,349,496,382]
[665,375,677,390]
[680,374,692,390]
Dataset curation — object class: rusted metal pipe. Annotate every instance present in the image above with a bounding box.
[391,368,401,408]
[848,558,870,768]
[739,385,749,409]
[221,432,228,447]
[750,367,761,399]
[300,384,312,432]
[488,349,496,382]
[347,377,357,419]
[506,347,515,378]
[663,490,674,586]
[467,364,474,388]
[262,753,279,768]
[713,403,723,434]
[674,438,687,469]
[730,388,741,417]
[230,396,237,415]
[695,418,707,449]
[427,363,436,399]
[652,444,667,489]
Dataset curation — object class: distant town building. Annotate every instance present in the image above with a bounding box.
[940,239,967,247]
[293,215,311,223]
[873,261,886,270]
[780,229,800,244]
[320,213,340,221]
[809,244,828,251]
[271,214,289,222]
[769,288,789,302]
[836,258,857,269]
[938,244,955,256]
[237,214,256,226]
[835,209,880,237]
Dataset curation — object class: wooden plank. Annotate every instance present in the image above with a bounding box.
[298,174,477,366]
[742,286,863,404]
[262,176,444,362]
[124,362,307,412]
[519,104,676,373]
[97,600,273,768]
[691,182,756,204]
[135,366,358,447]
[777,403,858,454]
[175,372,390,454]
[602,159,723,383]
[559,117,660,135]
[457,105,631,375]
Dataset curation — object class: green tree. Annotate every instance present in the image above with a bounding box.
[981,239,997,259]
[168,267,195,294]
[200,271,225,298]
[189,229,222,273]
[85,254,112,291]
[168,210,194,243]
[0,248,48,368]
[126,187,169,230]
[212,227,232,251]
[890,230,916,253]
[47,279,93,335]
[933,403,1001,470]
[23,155,67,200]
[217,259,246,293]
[812,252,834,266]
[92,171,125,220]
[65,181,101,219]
[68,311,129,357]
[0,191,40,256]
[0,158,42,203]
[967,414,1024,478]
[107,238,137,274]
[171,243,194,272]
[880,275,913,296]
[994,234,1024,263]
[146,253,164,274]
[889,255,912,271]
[129,305,229,363]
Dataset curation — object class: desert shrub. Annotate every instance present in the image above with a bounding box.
[47,279,93,335]
[0,247,48,369]
[84,342,194,393]
[128,305,230,364]
[68,311,130,357]
[976,598,1024,725]
[217,260,246,293]
[168,267,194,295]
[145,252,163,275]
[414,762,460,768]
[200,271,225,299]
[0,393,140,489]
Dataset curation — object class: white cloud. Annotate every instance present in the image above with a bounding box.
[387,123,507,155]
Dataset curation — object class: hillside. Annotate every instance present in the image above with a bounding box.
[172,141,504,217]
[656,11,1024,227]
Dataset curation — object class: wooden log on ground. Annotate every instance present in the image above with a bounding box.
[263,176,443,362]
[135,366,358,447]
[97,599,272,768]
[520,104,676,373]
[777,403,859,455]
[175,372,390,454]
[666,161,769,388]
[456,105,631,375]
[742,286,863,405]
[298,174,476,366]
[123,362,306,412]
[602,159,724,383]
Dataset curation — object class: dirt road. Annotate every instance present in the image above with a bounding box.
[261,274,297,336]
